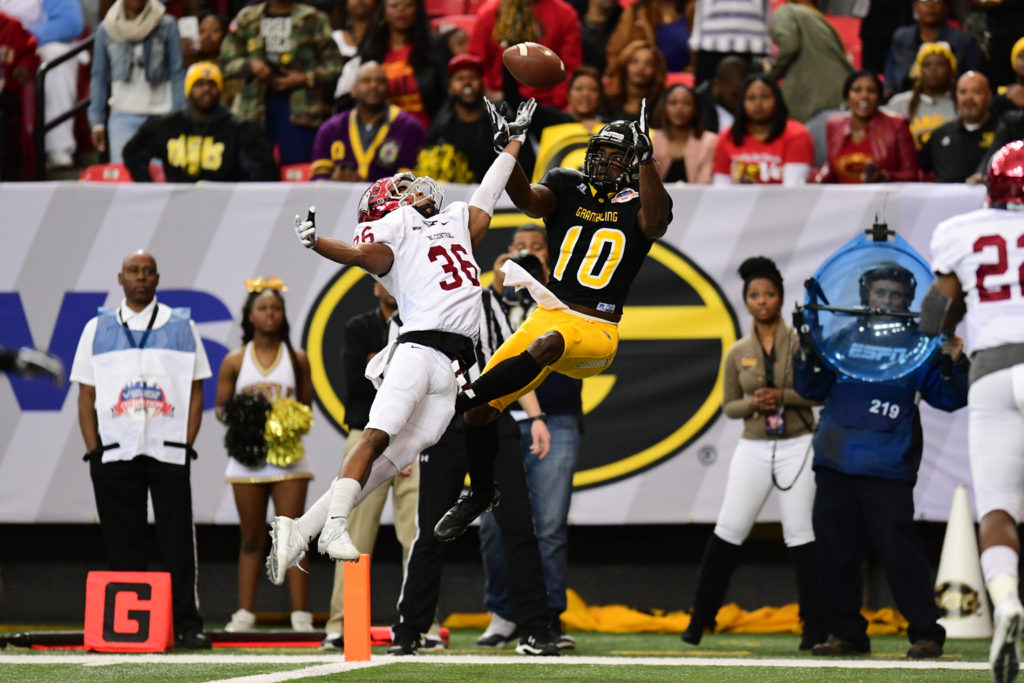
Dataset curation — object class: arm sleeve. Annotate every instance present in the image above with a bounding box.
[87,28,110,128]
[68,318,98,385]
[122,116,161,181]
[219,21,250,80]
[793,348,835,401]
[721,350,754,419]
[767,7,799,79]
[310,12,343,84]
[929,216,972,276]
[166,20,186,112]
[467,5,499,91]
[889,119,920,182]
[918,351,969,412]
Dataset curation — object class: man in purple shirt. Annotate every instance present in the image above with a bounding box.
[310,61,426,182]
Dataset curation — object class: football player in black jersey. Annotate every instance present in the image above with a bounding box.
[433,100,672,543]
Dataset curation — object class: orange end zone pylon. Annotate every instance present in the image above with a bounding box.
[343,554,372,661]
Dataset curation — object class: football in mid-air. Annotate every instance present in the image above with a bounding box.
[502,42,566,89]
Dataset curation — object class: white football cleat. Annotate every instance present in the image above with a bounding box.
[319,517,360,561]
[266,516,308,586]
[991,598,1024,683]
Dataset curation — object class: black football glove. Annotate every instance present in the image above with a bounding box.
[631,97,653,165]
[485,97,511,153]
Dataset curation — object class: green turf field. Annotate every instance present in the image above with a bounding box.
[0,630,1001,682]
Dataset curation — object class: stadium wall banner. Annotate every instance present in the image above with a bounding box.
[0,182,985,524]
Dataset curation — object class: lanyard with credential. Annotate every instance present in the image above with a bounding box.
[118,305,159,348]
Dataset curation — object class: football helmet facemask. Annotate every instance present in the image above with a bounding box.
[357,173,445,223]
[584,121,639,192]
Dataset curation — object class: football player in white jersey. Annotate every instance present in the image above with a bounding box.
[264,99,540,576]
[923,141,1024,683]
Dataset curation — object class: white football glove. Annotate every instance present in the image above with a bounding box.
[631,98,653,164]
[294,206,317,249]
[12,347,65,386]
[486,97,537,152]
[508,98,537,144]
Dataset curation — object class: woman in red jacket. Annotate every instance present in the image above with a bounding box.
[816,71,918,183]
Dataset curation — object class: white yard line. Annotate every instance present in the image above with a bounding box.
[203,661,384,682]
[0,653,990,671]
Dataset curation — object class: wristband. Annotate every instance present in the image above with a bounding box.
[528,413,547,422]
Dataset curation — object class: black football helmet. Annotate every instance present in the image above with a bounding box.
[584,121,639,192]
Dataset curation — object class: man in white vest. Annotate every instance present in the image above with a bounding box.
[70,250,212,649]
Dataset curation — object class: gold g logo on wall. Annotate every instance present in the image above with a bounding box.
[302,210,738,490]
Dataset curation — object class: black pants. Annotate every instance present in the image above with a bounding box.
[392,413,549,640]
[812,467,944,649]
[89,455,202,635]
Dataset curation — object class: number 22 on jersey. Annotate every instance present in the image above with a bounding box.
[974,232,1024,302]
[552,226,626,289]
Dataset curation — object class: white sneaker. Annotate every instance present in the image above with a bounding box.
[291,610,314,632]
[319,516,361,561]
[991,598,1024,683]
[476,612,518,648]
[224,608,255,632]
[266,516,308,586]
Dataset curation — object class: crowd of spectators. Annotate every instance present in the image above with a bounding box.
[0,0,1023,185]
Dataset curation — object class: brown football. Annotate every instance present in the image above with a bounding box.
[502,42,566,89]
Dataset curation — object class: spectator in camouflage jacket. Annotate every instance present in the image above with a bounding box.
[219,0,342,164]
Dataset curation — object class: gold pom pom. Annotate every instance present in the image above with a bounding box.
[265,397,313,467]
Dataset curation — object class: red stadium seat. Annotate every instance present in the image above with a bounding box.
[79,162,132,182]
[79,162,166,182]
[463,0,485,14]
[281,162,312,182]
[425,0,465,18]
[665,72,695,88]
[430,14,476,37]
[826,15,863,70]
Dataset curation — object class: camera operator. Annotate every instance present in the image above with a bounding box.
[475,225,584,650]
